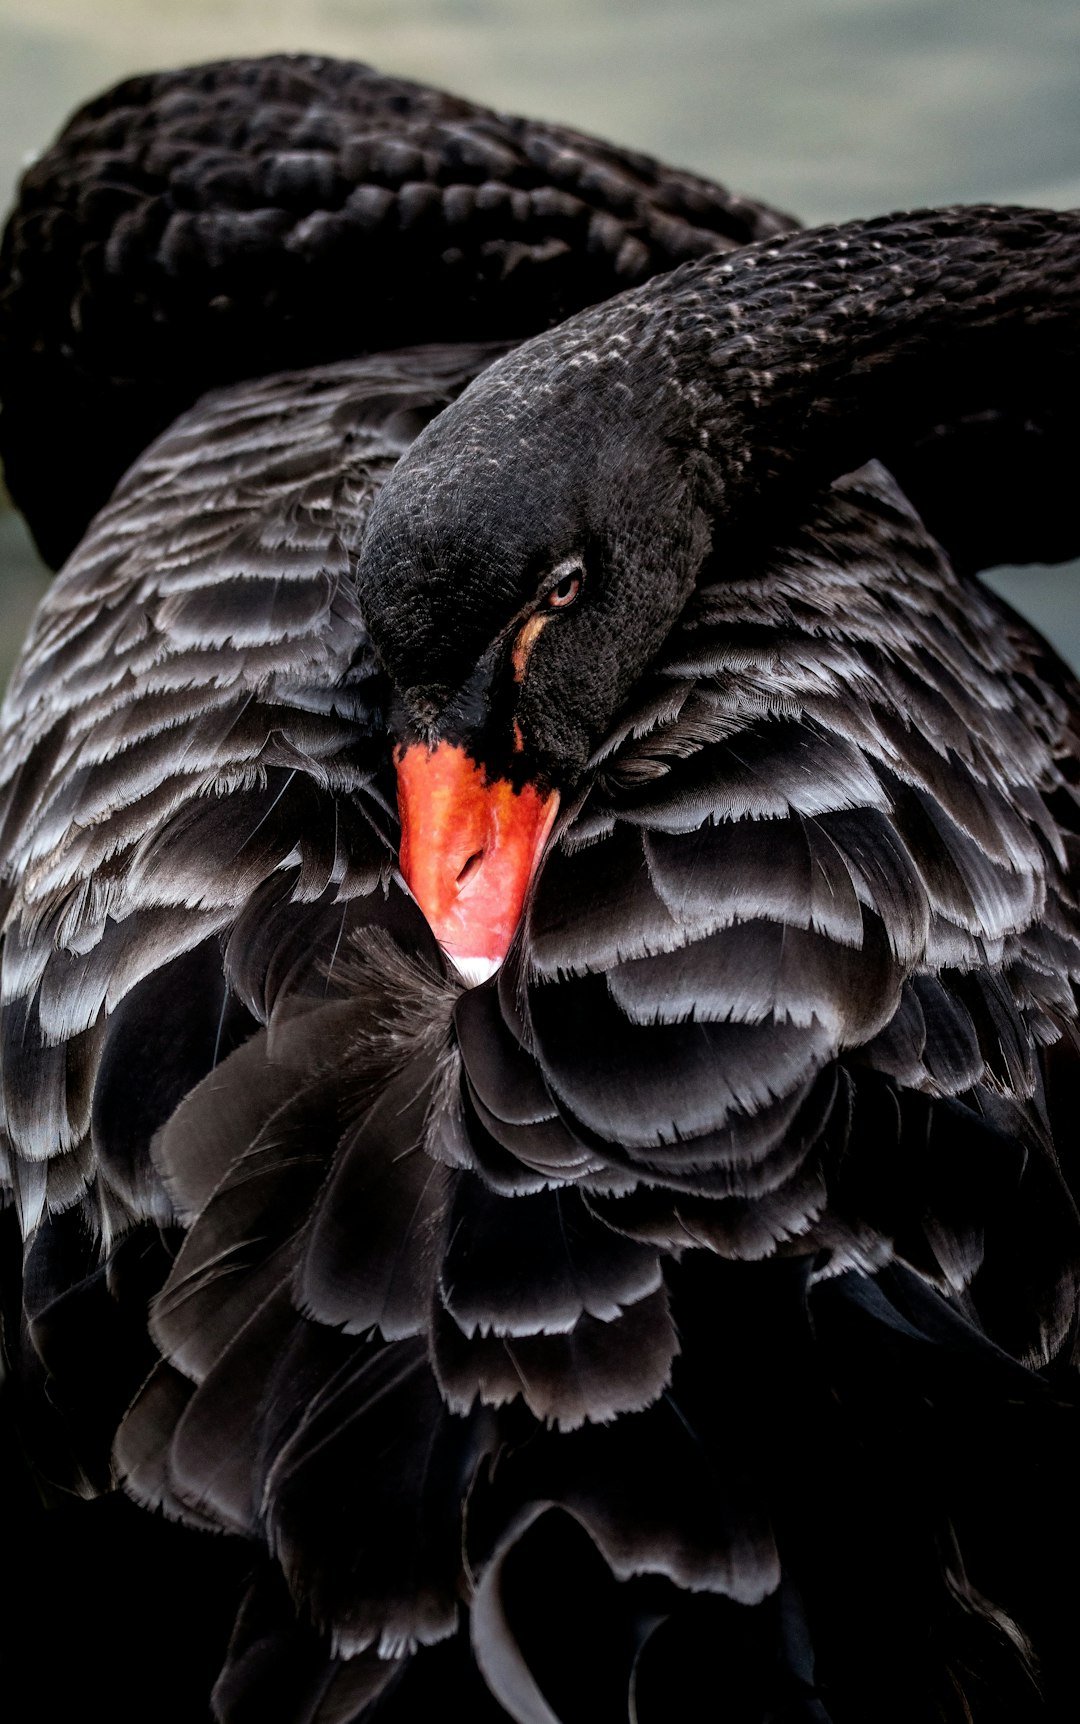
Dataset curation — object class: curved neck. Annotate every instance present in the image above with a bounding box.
[624,204,1080,516]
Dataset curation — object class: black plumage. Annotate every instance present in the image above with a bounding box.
[2,52,1080,1724]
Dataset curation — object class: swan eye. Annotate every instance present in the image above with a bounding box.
[546,567,582,609]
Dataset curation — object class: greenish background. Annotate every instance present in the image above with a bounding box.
[1,0,1078,683]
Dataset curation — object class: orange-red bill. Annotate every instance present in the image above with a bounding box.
[395,740,559,975]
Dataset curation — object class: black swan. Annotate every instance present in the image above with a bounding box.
[1,54,1080,1724]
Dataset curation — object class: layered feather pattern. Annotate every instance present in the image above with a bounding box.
[2,53,1080,1724]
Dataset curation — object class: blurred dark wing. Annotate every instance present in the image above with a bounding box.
[0,53,795,567]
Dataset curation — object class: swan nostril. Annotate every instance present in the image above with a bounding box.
[456,848,485,887]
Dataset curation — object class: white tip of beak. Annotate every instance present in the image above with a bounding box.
[452,955,502,988]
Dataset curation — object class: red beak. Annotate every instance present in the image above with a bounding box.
[395,740,559,976]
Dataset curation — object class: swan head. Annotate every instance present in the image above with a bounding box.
[357,323,712,972]
[360,323,711,786]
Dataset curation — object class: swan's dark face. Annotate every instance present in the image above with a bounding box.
[357,345,708,971]
[360,358,705,784]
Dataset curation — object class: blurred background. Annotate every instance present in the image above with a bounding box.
[1,0,1078,683]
